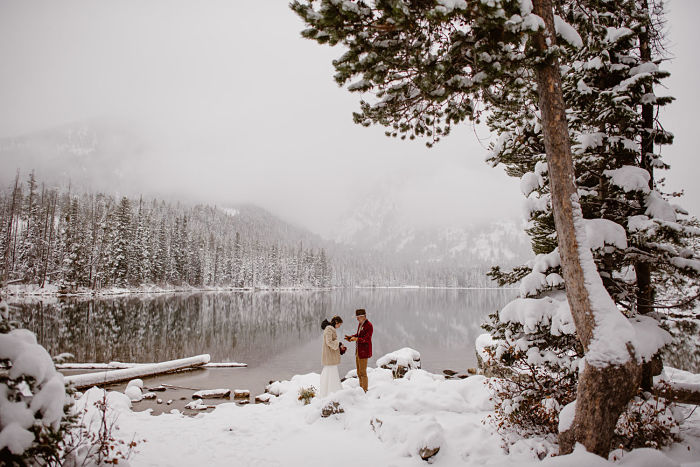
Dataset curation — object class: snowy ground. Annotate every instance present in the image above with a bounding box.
[77,365,700,467]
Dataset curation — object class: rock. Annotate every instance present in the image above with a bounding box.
[457,374,469,379]
[148,385,167,392]
[185,400,214,410]
[442,369,457,376]
[377,348,421,378]
[142,392,157,400]
[233,390,250,400]
[193,388,231,399]
[167,399,173,405]
[467,368,477,375]
[157,398,163,404]
[321,401,344,418]
[125,385,143,402]
[236,400,250,405]
[419,446,440,461]
[126,378,144,389]
[255,393,273,404]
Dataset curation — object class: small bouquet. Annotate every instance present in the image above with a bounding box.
[339,342,347,355]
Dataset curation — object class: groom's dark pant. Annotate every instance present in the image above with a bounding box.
[356,355,368,392]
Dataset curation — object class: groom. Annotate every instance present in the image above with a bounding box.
[345,308,373,392]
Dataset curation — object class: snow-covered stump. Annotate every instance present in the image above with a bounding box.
[64,354,211,389]
[377,348,421,379]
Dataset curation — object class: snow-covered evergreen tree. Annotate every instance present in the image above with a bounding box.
[482,0,696,448]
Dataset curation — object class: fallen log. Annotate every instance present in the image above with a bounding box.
[653,367,700,405]
[64,354,211,390]
[653,382,700,405]
[58,360,246,370]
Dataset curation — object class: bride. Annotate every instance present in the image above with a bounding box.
[320,315,345,398]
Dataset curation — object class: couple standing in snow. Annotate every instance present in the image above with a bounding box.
[319,308,373,397]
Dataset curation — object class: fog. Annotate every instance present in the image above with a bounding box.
[0,0,697,237]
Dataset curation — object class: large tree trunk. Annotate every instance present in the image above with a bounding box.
[636,0,655,316]
[531,0,641,456]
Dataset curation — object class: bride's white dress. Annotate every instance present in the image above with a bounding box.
[319,364,342,397]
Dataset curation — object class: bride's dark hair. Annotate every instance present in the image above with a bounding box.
[330,315,343,326]
[321,315,343,330]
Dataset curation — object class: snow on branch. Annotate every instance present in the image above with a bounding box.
[583,219,627,252]
[603,166,651,194]
[553,15,583,48]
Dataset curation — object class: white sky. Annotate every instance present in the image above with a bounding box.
[0,0,697,237]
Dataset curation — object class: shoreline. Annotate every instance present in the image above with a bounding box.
[1,283,516,299]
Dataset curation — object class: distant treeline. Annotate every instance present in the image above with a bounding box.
[0,171,332,290]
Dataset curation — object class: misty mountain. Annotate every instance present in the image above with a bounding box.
[0,118,148,190]
[332,193,532,270]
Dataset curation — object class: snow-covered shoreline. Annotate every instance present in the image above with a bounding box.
[77,362,700,467]
[0,283,515,299]
[0,283,336,298]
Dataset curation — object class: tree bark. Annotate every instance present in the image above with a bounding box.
[531,0,641,456]
[636,0,655,316]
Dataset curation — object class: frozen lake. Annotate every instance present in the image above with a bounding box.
[10,288,518,410]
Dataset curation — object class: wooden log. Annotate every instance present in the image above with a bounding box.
[64,354,211,390]
[653,382,700,405]
[57,360,246,370]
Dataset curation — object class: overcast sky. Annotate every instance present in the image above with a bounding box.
[0,0,697,237]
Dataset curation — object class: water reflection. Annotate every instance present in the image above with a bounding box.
[9,289,518,371]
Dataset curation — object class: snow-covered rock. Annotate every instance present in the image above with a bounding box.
[125,385,143,402]
[376,347,421,378]
[193,389,232,399]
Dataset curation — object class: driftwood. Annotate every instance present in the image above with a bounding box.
[58,361,246,370]
[64,354,211,389]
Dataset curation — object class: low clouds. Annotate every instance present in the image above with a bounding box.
[0,0,696,236]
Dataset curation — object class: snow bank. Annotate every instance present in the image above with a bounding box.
[73,360,700,467]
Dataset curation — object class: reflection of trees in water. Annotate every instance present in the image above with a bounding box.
[330,288,518,356]
[11,289,517,364]
[11,292,332,362]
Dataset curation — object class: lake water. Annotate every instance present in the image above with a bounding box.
[9,288,518,412]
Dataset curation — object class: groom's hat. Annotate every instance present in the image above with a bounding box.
[355,308,366,316]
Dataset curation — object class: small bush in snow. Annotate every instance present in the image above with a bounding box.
[62,389,144,465]
[612,387,680,450]
[481,306,581,438]
[297,386,316,405]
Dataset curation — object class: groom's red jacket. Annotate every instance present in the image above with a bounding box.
[352,320,373,359]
